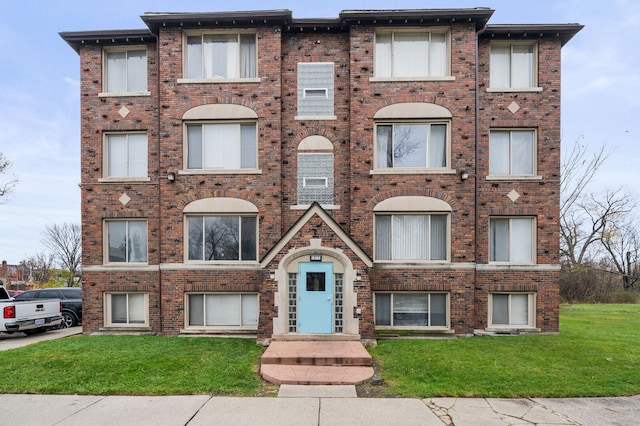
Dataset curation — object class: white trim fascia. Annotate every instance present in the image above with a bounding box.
[476,264,561,271]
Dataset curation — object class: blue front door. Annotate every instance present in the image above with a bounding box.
[298,262,333,333]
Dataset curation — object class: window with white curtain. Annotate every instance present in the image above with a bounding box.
[375,122,448,169]
[106,293,148,326]
[375,293,448,328]
[105,48,147,93]
[106,133,148,178]
[187,293,258,328]
[186,123,257,170]
[375,30,448,78]
[106,220,148,263]
[186,33,256,79]
[490,43,536,89]
[490,293,534,327]
[489,130,535,176]
[489,218,535,263]
[375,214,448,261]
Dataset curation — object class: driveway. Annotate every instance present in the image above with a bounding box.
[0,327,82,351]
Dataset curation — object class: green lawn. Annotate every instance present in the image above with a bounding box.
[0,304,638,397]
[369,304,640,398]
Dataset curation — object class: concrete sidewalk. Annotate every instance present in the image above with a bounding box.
[1,387,639,425]
[2,331,639,425]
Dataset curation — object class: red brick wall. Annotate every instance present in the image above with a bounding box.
[76,17,563,336]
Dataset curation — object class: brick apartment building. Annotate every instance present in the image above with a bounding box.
[61,8,582,344]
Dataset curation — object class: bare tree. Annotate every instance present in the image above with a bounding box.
[560,140,616,266]
[41,223,82,287]
[20,253,55,285]
[600,217,640,289]
[0,152,18,202]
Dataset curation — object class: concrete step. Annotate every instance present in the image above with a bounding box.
[260,341,373,366]
[261,364,374,385]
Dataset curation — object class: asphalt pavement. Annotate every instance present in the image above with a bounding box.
[1,328,639,425]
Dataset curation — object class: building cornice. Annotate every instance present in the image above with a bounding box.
[483,24,584,46]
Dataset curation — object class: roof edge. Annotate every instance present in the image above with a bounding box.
[483,24,584,46]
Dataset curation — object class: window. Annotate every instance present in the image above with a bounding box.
[375,30,448,78]
[297,62,334,118]
[490,43,536,89]
[375,293,448,327]
[489,130,535,176]
[186,123,256,170]
[186,33,256,79]
[106,220,148,263]
[375,214,447,261]
[187,293,258,328]
[105,293,148,326]
[376,123,448,169]
[490,218,535,263]
[188,215,257,261]
[490,293,535,327]
[104,48,147,93]
[105,133,148,178]
[297,153,333,206]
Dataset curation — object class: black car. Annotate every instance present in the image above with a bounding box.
[15,288,82,328]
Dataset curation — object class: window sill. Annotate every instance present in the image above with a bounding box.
[370,76,455,82]
[373,261,455,269]
[178,169,262,176]
[98,91,151,97]
[177,78,261,84]
[294,115,337,121]
[481,327,540,335]
[98,177,151,183]
[180,328,257,334]
[485,175,542,181]
[486,87,543,93]
[163,262,261,270]
[291,204,340,210]
[84,265,159,272]
[370,168,456,175]
[99,326,152,332]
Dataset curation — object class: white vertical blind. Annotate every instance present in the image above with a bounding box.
[429,33,447,76]
[207,294,240,326]
[429,124,447,167]
[490,219,510,261]
[126,50,147,92]
[511,294,530,325]
[106,51,126,92]
[393,215,428,260]
[490,45,510,88]
[511,131,534,175]
[489,132,510,175]
[512,45,534,88]
[127,134,147,177]
[393,33,428,77]
[107,135,127,177]
[128,294,146,324]
[241,294,258,326]
[511,218,533,262]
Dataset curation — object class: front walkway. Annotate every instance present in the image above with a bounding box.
[260,341,374,385]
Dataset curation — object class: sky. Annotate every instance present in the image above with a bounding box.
[0,0,638,265]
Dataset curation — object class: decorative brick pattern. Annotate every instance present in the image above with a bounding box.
[65,9,578,340]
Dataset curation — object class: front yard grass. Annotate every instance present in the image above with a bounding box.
[0,304,638,397]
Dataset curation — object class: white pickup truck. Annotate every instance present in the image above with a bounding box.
[0,286,62,335]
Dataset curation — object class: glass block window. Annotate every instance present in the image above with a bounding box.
[297,153,334,206]
[334,273,344,333]
[297,62,334,117]
[288,273,297,332]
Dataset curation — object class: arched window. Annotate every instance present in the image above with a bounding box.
[296,136,334,207]
[373,103,452,173]
[184,198,258,262]
[374,196,451,261]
